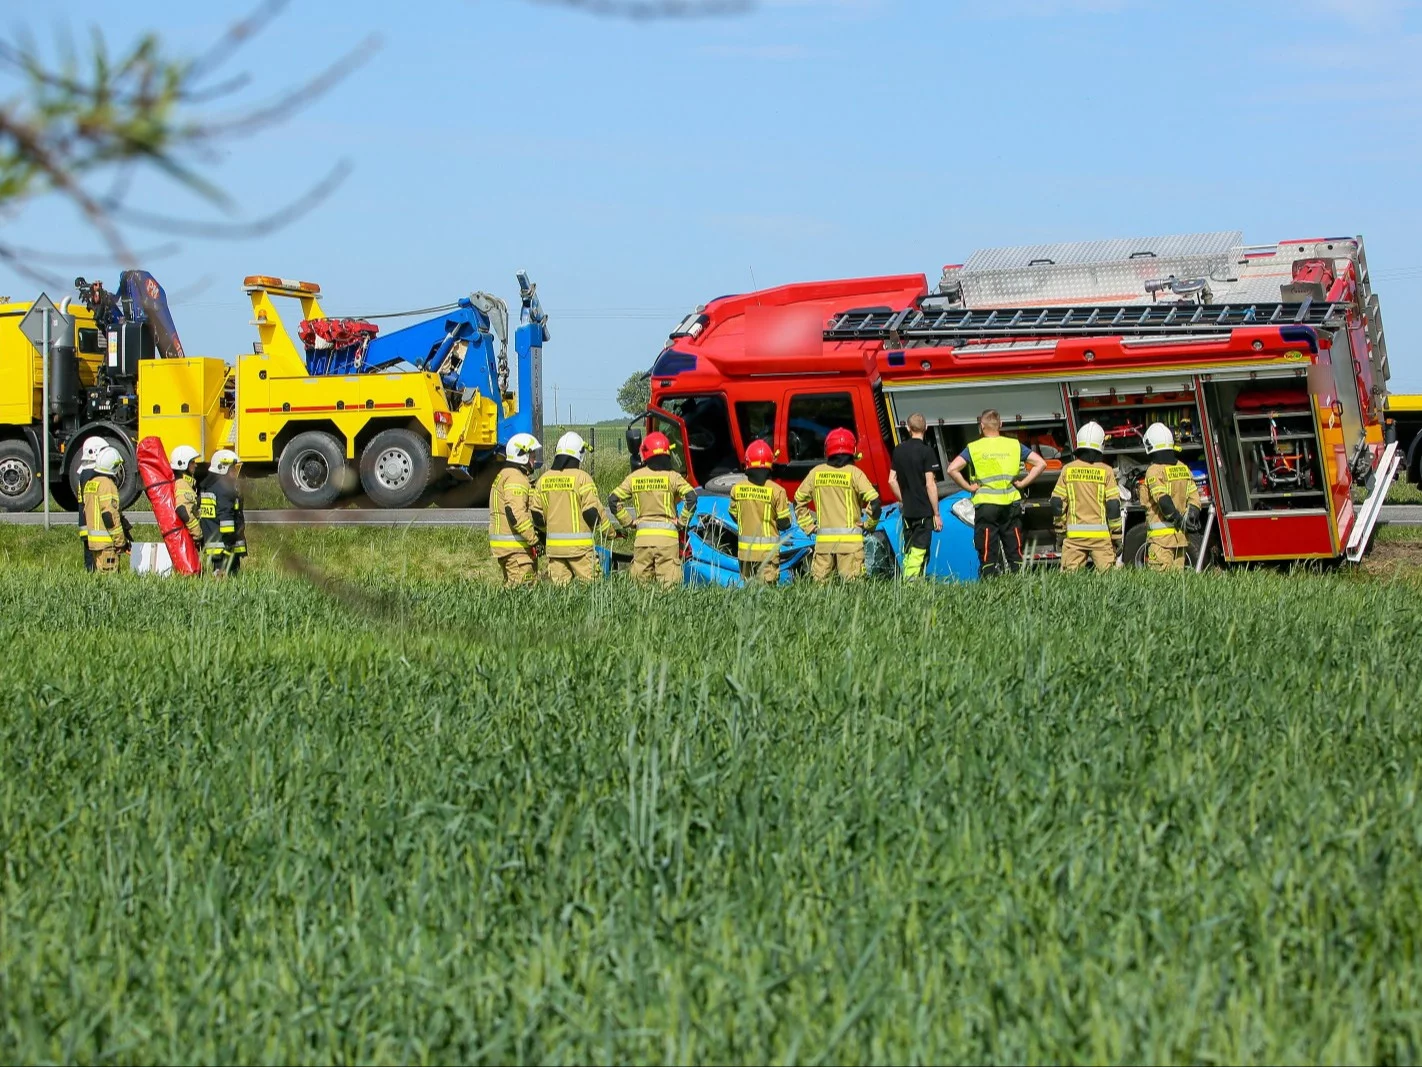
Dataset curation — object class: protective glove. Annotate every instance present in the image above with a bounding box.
[1184,505,1203,533]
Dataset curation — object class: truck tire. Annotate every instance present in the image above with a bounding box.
[278,431,348,509]
[0,439,44,512]
[359,428,432,508]
[1121,523,1215,570]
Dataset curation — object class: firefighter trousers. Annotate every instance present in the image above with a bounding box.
[739,556,780,585]
[546,553,598,585]
[1147,541,1186,572]
[974,503,1023,577]
[1061,538,1117,572]
[629,543,682,586]
[496,550,537,587]
[92,547,120,574]
[810,548,864,582]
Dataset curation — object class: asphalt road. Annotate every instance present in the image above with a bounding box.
[4,505,1422,527]
[0,508,492,527]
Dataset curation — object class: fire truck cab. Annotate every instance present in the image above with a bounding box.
[638,231,1397,572]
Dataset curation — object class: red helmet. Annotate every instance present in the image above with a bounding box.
[825,427,857,458]
[745,440,774,469]
[641,431,672,460]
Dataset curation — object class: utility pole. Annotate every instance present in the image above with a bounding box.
[553,383,559,429]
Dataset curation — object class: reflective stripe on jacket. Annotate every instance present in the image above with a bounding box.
[609,469,694,545]
[1051,460,1121,540]
[794,463,879,554]
[729,479,790,561]
[534,468,604,557]
[966,436,1022,506]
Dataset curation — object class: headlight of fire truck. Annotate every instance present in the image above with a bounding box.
[950,498,975,526]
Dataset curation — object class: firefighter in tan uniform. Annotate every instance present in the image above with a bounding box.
[730,440,792,586]
[608,431,696,586]
[169,445,204,547]
[1141,422,1203,571]
[83,446,129,574]
[1051,421,1122,572]
[534,432,608,585]
[489,433,542,587]
[73,435,107,572]
[794,427,882,582]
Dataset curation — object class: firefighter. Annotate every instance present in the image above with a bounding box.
[170,445,204,549]
[200,449,247,577]
[608,431,696,586]
[729,439,791,586]
[489,432,543,587]
[1051,421,1122,572]
[1141,422,1203,571]
[83,446,129,574]
[534,431,608,585]
[794,427,881,582]
[946,409,1047,577]
[74,435,108,572]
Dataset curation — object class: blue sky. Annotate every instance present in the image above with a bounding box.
[4,0,1420,420]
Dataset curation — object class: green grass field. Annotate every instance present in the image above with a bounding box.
[2,527,1421,1064]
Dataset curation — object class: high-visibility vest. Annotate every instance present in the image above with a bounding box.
[966,436,1023,505]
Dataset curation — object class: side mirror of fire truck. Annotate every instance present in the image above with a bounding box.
[625,426,644,469]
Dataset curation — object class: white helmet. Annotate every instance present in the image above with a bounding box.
[505,432,542,467]
[171,445,200,472]
[1075,421,1106,453]
[555,431,590,459]
[209,448,240,476]
[1144,422,1175,455]
[76,435,107,472]
[93,445,124,477]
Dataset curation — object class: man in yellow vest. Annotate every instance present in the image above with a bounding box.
[794,427,881,582]
[1051,421,1122,572]
[534,431,608,585]
[489,432,542,587]
[946,409,1047,577]
[608,431,696,586]
[83,446,129,574]
[730,439,792,585]
[1140,422,1203,571]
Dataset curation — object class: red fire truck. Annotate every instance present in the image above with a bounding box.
[632,231,1398,568]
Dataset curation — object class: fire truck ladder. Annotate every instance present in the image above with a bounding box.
[824,300,1350,344]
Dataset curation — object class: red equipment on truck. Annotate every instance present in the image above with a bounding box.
[137,436,200,575]
[631,231,1398,568]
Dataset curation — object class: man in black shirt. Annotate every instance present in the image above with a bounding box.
[888,412,941,579]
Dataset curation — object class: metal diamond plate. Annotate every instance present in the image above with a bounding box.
[959,232,1242,273]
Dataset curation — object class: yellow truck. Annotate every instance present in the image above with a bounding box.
[0,270,547,511]
[1386,393,1422,488]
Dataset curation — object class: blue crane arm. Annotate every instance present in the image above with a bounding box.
[361,300,501,399]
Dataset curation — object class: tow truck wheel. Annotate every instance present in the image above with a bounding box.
[278,431,348,509]
[0,439,44,512]
[57,435,139,510]
[359,428,432,509]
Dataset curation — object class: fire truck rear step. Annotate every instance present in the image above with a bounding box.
[1345,440,1401,563]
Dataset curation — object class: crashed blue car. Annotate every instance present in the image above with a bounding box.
[680,482,985,586]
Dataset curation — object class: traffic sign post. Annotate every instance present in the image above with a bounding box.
[19,294,61,530]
